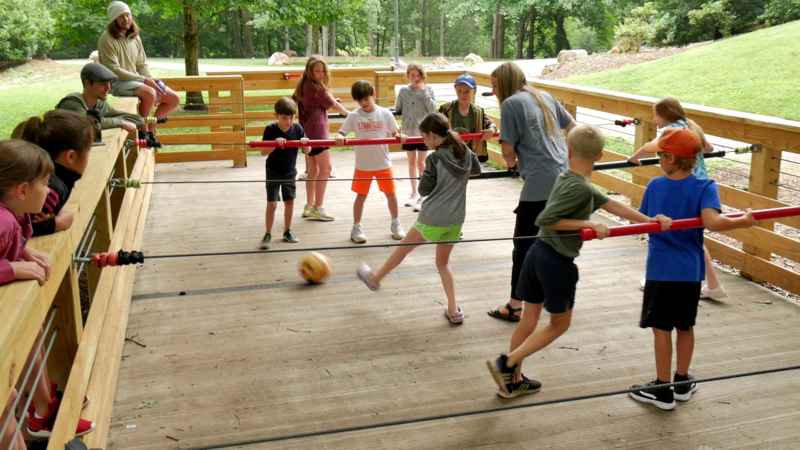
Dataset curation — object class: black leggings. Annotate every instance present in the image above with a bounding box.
[510,200,548,301]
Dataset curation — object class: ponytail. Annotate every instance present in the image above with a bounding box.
[419,112,468,158]
[16,110,94,160]
[685,119,709,150]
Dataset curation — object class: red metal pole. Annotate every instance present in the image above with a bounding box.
[249,132,499,148]
[579,206,800,241]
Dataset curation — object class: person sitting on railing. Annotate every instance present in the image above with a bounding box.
[14,111,95,237]
[97,1,180,149]
[0,139,96,443]
[56,63,145,138]
[438,73,497,163]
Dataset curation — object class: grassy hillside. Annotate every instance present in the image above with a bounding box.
[562,20,800,121]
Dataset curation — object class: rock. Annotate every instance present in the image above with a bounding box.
[89,50,99,63]
[608,46,622,55]
[33,53,50,61]
[450,62,465,69]
[433,57,449,69]
[282,49,297,57]
[268,52,291,66]
[464,53,484,65]
[541,63,560,75]
[557,49,588,63]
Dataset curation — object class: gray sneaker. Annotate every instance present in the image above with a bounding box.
[311,206,334,221]
[356,263,380,291]
[391,218,405,240]
[302,204,313,218]
[351,223,366,243]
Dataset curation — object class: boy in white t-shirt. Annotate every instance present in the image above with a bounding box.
[336,80,408,243]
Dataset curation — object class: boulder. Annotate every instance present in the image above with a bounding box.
[268,52,291,66]
[89,50,99,62]
[450,62,465,69]
[282,49,297,57]
[541,63,560,75]
[33,53,50,61]
[557,49,588,63]
[464,53,484,65]
[433,57,449,69]
[608,46,622,55]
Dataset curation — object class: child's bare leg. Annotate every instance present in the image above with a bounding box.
[675,328,695,376]
[509,303,543,381]
[416,150,428,175]
[313,151,332,208]
[506,309,572,371]
[284,200,294,230]
[407,151,418,195]
[704,246,721,290]
[386,193,399,219]
[266,202,277,233]
[435,243,457,314]
[370,227,425,283]
[306,155,319,207]
[353,194,367,224]
[653,328,673,381]
[2,389,26,450]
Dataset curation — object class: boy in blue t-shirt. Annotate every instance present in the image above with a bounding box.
[260,97,310,249]
[629,128,755,411]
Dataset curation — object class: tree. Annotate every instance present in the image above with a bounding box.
[0,0,55,61]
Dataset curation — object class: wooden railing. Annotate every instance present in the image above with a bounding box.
[155,75,247,167]
[0,99,155,450]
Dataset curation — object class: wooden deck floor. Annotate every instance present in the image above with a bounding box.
[109,152,800,449]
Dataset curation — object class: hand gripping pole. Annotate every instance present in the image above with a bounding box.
[579,206,800,241]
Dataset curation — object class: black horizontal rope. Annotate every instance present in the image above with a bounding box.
[771,168,800,179]
[720,157,752,166]
[180,364,800,450]
[708,166,749,179]
[775,157,800,166]
[145,234,578,260]
[771,183,800,194]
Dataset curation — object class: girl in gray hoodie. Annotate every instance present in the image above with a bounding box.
[357,113,481,324]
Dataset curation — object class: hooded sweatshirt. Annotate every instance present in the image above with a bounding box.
[0,203,33,285]
[56,92,145,130]
[418,145,482,227]
[32,164,82,237]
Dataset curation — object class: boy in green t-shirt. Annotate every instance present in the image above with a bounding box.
[487,124,673,398]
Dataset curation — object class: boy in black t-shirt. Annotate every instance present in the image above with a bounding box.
[260,97,310,249]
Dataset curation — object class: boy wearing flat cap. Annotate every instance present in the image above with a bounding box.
[628,127,755,411]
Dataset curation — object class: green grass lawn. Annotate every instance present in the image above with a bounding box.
[562,20,800,121]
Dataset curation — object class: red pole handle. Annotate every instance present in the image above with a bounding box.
[249,132,499,148]
[283,73,301,79]
[579,206,800,241]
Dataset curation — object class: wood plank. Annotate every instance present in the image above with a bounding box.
[157,131,244,145]
[160,76,244,93]
[706,237,800,294]
[154,150,243,164]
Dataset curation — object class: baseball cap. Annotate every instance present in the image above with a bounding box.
[81,63,118,83]
[454,73,476,89]
[643,128,701,158]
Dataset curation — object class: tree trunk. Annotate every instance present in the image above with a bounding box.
[490,13,498,58]
[183,4,205,110]
[267,29,273,56]
[242,9,254,58]
[231,10,243,58]
[554,11,570,53]
[516,12,526,59]
[305,25,313,55]
[321,26,328,56]
[527,6,536,59]
[284,26,290,51]
[368,27,374,56]
[421,0,427,56]
[440,0,445,56]
[498,14,505,58]
[329,23,336,56]
[314,25,320,54]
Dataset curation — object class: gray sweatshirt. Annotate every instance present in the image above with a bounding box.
[395,84,436,136]
[418,145,482,227]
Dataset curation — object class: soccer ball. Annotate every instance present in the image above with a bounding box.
[299,252,332,284]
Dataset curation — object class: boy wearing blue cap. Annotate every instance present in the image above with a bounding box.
[438,73,497,162]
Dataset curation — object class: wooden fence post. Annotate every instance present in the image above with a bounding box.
[230,78,247,167]
[742,145,782,281]
[47,264,83,388]
[88,188,115,299]
[631,119,657,207]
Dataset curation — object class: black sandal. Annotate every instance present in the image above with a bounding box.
[487,303,522,322]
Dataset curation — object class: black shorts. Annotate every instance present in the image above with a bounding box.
[402,143,429,151]
[308,147,329,157]
[265,167,297,202]
[640,280,701,331]
[516,240,578,314]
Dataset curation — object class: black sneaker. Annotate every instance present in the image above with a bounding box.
[260,232,271,249]
[497,375,541,399]
[283,228,298,243]
[486,354,517,395]
[137,130,150,148]
[629,380,675,411]
[673,373,698,402]
[148,132,164,149]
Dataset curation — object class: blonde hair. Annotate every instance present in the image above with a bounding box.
[567,124,606,160]
[406,63,427,81]
[0,140,54,198]
[419,112,468,159]
[654,97,709,149]
[491,62,560,142]
[293,56,331,105]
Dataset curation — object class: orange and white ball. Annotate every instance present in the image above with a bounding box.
[299,252,332,284]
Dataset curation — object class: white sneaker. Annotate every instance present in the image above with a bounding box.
[311,206,334,222]
[413,196,424,212]
[356,263,380,291]
[297,172,307,181]
[639,278,646,291]
[329,171,336,179]
[351,223,367,243]
[700,284,728,299]
[391,218,405,240]
[405,193,420,207]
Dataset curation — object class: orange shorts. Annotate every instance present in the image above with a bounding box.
[351,168,396,195]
